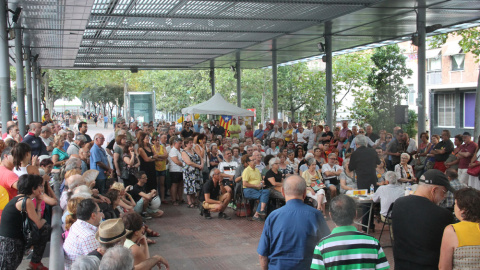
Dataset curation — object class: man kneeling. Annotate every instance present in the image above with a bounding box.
[199,169,232,220]
[128,171,163,218]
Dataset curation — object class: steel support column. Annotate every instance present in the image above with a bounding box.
[210,60,215,96]
[0,2,12,133]
[37,67,41,118]
[417,0,427,139]
[32,61,38,121]
[236,51,241,107]
[15,22,26,135]
[272,40,278,124]
[325,21,333,128]
[25,48,33,124]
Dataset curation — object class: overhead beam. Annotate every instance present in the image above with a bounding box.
[85,26,289,34]
[89,13,325,23]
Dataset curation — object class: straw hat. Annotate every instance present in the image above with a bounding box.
[95,218,131,244]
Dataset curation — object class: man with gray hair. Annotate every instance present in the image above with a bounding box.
[99,246,134,270]
[67,135,87,156]
[40,126,54,154]
[349,134,380,232]
[258,175,330,270]
[391,169,454,269]
[372,171,405,218]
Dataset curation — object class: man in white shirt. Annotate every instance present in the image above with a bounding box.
[218,148,238,195]
[239,118,247,139]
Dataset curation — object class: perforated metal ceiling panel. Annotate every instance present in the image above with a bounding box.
[7,0,480,70]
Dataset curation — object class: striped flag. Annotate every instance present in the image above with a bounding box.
[219,115,233,137]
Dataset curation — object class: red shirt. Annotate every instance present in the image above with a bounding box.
[0,165,19,222]
[458,142,478,169]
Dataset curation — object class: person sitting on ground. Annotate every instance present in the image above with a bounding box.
[64,198,104,269]
[302,158,327,213]
[63,197,86,239]
[128,171,163,218]
[372,171,404,222]
[109,182,136,213]
[242,154,270,221]
[0,174,51,270]
[101,189,121,220]
[311,195,390,270]
[258,175,330,270]
[439,187,480,270]
[199,169,232,220]
[122,212,170,270]
[439,168,466,211]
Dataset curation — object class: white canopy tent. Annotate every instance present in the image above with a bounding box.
[182,93,254,117]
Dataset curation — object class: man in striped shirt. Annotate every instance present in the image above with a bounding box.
[311,195,390,270]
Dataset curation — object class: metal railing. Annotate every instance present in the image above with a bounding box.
[49,181,65,270]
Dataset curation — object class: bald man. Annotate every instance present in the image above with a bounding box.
[258,175,330,270]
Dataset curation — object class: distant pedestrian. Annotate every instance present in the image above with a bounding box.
[104,115,108,129]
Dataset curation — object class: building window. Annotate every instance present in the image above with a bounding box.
[451,54,465,71]
[437,94,455,127]
[427,57,441,71]
[407,85,415,106]
[464,92,476,128]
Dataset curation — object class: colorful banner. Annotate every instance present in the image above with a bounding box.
[219,115,233,137]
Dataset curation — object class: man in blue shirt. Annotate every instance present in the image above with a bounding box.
[258,175,330,270]
[253,123,265,140]
[90,133,112,194]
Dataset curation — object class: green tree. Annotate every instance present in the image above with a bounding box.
[332,51,373,122]
[366,44,413,132]
[404,110,418,138]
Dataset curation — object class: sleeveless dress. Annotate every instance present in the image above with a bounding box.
[182,150,202,195]
[140,147,157,192]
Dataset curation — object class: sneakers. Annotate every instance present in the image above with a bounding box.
[252,215,264,222]
[227,202,234,208]
[28,262,48,270]
[258,210,266,216]
[204,211,212,219]
[141,212,152,220]
[218,212,231,220]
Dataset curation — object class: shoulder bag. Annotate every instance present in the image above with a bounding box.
[21,196,40,249]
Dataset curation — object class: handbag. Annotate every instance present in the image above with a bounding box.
[467,161,480,177]
[21,196,40,249]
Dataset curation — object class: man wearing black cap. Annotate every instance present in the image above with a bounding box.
[391,169,454,270]
[457,132,477,185]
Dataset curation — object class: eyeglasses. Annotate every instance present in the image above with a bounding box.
[359,131,365,133]
[386,137,392,139]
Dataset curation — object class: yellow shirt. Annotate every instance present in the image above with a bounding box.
[152,144,166,171]
[452,221,480,247]
[228,124,240,138]
[242,166,262,188]
[302,170,323,187]
[284,128,293,142]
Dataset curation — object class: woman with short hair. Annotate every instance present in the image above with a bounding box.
[52,135,69,169]
[439,188,480,270]
[302,158,326,213]
[395,153,416,183]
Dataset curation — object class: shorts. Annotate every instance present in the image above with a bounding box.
[221,179,234,190]
[156,170,166,177]
[134,198,158,214]
[169,171,183,184]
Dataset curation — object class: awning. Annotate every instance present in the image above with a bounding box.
[444,42,463,56]
[426,49,442,59]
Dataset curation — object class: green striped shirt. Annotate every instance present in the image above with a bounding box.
[311,226,390,270]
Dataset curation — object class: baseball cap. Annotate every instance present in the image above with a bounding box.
[419,169,455,193]
[462,132,472,137]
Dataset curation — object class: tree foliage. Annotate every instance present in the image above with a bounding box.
[429,27,480,61]
[365,44,413,132]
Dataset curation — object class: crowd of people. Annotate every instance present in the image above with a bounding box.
[0,110,479,270]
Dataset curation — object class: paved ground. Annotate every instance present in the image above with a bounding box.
[20,123,395,269]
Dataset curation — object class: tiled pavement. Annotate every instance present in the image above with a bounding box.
[146,202,395,270]
[20,201,394,269]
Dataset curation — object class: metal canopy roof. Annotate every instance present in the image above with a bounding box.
[7,0,480,70]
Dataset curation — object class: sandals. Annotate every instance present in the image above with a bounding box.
[146,230,160,237]
[187,204,195,208]
[173,201,179,206]
[147,238,156,245]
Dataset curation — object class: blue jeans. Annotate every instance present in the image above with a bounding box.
[243,188,270,213]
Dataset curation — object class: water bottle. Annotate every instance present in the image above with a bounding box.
[370,184,374,195]
[406,182,412,196]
